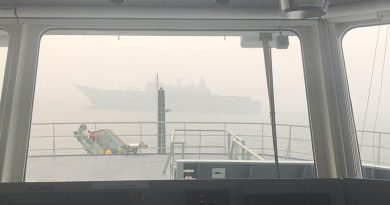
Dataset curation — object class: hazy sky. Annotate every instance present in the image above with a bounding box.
[31,34,309,124]
[344,25,390,133]
[0,27,388,132]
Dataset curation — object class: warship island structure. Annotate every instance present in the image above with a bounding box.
[76,79,261,114]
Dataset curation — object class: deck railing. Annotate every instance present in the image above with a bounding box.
[162,129,264,177]
[28,121,390,167]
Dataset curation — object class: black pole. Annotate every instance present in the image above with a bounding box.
[158,87,166,154]
[261,33,280,178]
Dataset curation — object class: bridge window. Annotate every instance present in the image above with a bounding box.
[343,24,390,177]
[0,30,8,104]
[25,32,313,181]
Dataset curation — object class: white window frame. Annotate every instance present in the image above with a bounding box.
[0,16,372,182]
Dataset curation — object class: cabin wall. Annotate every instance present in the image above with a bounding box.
[0,2,389,181]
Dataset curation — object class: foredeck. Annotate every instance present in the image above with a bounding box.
[25,121,390,182]
[26,155,168,181]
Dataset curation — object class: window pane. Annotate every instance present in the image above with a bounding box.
[0,30,8,105]
[273,37,312,163]
[343,25,390,176]
[26,33,312,182]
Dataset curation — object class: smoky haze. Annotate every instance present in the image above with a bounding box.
[1,28,389,182]
[0,28,387,132]
[30,35,309,125]
[344,25,390,133]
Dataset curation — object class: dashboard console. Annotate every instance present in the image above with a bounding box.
[0,178,386,205]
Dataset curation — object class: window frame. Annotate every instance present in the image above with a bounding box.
[0,19,328,182]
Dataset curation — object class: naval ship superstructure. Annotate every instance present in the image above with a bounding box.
[76,79,261,113]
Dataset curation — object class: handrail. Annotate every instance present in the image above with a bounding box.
[30,121,390,135]
[28,121,390,169]
[171,129,245,142]
[31,121,309,127]
[163,128,265,178]
[163,130,185,174]
[230,139,264,160]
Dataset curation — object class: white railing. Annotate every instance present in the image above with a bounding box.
[28,121,390,167]
[229,138,264,161]
[162,129,264,177]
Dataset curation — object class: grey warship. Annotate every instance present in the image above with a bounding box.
[76,79,261,114]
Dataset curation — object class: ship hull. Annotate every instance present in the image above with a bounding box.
[76,85,261,114]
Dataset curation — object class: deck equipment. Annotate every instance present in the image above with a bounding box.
[73,124,148,155]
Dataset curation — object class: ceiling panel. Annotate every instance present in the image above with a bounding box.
[0,0,378,8]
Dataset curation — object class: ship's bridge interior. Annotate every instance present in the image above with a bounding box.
[0,0,390,204]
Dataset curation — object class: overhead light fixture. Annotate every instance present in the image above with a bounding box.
[279,0,329,19]
[215,0,230,6]
[240,30,289,49]
[110,0,126,5]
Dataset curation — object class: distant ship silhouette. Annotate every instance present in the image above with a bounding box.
[75,79,261,114]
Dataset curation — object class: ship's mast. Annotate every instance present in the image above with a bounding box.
[157,74,166,154]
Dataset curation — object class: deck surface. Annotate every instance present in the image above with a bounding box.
[25,154,228,182]
[26,155,170,182]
